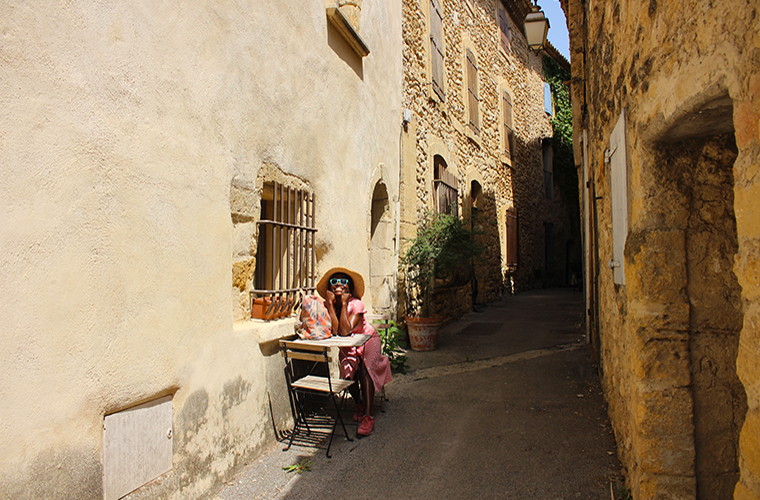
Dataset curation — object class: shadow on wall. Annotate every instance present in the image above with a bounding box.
[327,22,363,80]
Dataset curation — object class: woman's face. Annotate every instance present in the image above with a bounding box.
[328,273,353,296]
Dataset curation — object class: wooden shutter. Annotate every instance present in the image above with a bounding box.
[610,110,628,285]
[503,91,514,158]
[466,49,479,133]
[430,0,445,101]
[498,5,511,54]
[506,207,518,268]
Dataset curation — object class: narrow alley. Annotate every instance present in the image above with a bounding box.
[213,289,623,500]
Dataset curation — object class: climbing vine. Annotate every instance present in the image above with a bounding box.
[544,57,579,232]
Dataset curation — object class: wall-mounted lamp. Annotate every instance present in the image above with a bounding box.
[524,1,550,54]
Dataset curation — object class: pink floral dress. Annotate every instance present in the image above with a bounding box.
[331,297,392,392]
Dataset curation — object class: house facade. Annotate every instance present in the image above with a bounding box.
[565,0,760,498]
[0,1,401,498]
[399,0,579,319]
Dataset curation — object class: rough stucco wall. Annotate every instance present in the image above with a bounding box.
[400,0,565,317]
[567,0,760,498]
[0,0,402,498]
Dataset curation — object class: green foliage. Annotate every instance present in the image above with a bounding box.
[376,320,409,374]
[544,57,580,231]
[544,57,573,147]
[400,211,481,317]
[616,485,633,500]
[282,460,313,474]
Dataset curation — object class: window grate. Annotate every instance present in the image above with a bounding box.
[252,181,317,320]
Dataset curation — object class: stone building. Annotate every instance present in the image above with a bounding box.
[0,1,401,498]
[399,0,578,319]
[564,0,760,498]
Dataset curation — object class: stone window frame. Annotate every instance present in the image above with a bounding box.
[462,36,481,143]
[229,168,317,322]
[424,0,446,104]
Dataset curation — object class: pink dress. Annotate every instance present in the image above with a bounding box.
[332,297,392,392]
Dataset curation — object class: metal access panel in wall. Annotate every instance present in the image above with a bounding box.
[103,395,173,500]
[609,110,628,285]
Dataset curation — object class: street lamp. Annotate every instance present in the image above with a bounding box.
[524,1,550,53]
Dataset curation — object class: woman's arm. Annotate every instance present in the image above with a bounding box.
[325,291,341,336]
[337,295,360,336]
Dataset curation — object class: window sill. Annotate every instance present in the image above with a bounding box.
[326,7,370,58]
[234,317,298,345]
[465,124,481,147]
[499,154,512,166]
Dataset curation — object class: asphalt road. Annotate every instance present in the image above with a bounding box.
[213,288,623,500]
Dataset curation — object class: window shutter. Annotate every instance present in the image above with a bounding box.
[430,0,445,101]
[503,91,514,158]
[609,110,628,285]
[466,49,479,133]
[434,156,458,216]
[498,5,511,54]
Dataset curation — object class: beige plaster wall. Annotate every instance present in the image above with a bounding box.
[567,0,760,497]
[0,0,402,497]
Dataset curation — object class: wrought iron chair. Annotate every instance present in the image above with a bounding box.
[280,340,356,458]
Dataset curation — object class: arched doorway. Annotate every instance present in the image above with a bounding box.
[370,181,394,315]
[643,112,746,499]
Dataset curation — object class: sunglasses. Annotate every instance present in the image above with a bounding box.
[329,278,350,286]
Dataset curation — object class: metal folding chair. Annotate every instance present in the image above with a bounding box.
[280,340,356,458]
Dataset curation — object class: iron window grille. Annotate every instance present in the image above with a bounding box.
[252,181,317,319]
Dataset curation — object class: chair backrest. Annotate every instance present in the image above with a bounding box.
[281,341,335,393]
[281,341,332,361]
[366,314,392,331]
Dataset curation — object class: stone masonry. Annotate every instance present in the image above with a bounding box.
[400,0,575,319]
[564,0,760,498]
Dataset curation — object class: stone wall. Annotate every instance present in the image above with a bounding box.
[400,0,573,319]
[565,0,760,498]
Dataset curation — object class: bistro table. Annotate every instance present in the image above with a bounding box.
[280,333,372,349]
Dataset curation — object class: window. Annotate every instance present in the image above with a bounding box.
[497,3,511,55]
[430,0,445,101]
[502,90,515,160]
[505,207,518,269]
[253,181,317,318]
[542,139,553,199]
[434,155,458,216]
[466,49,480,134]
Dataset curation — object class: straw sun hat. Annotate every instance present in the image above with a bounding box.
[316,267,365,300]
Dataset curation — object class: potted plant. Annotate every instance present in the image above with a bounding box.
[400,211,480,350]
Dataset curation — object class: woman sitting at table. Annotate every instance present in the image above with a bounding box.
[316,267,392,437]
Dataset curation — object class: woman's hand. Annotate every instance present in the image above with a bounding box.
[341,291,352,306]
[325,290,336,309]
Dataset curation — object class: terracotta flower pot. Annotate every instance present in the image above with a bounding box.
[406,316,444,351]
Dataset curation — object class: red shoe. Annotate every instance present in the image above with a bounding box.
[357,415,375,437]
[353,403,365,422]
